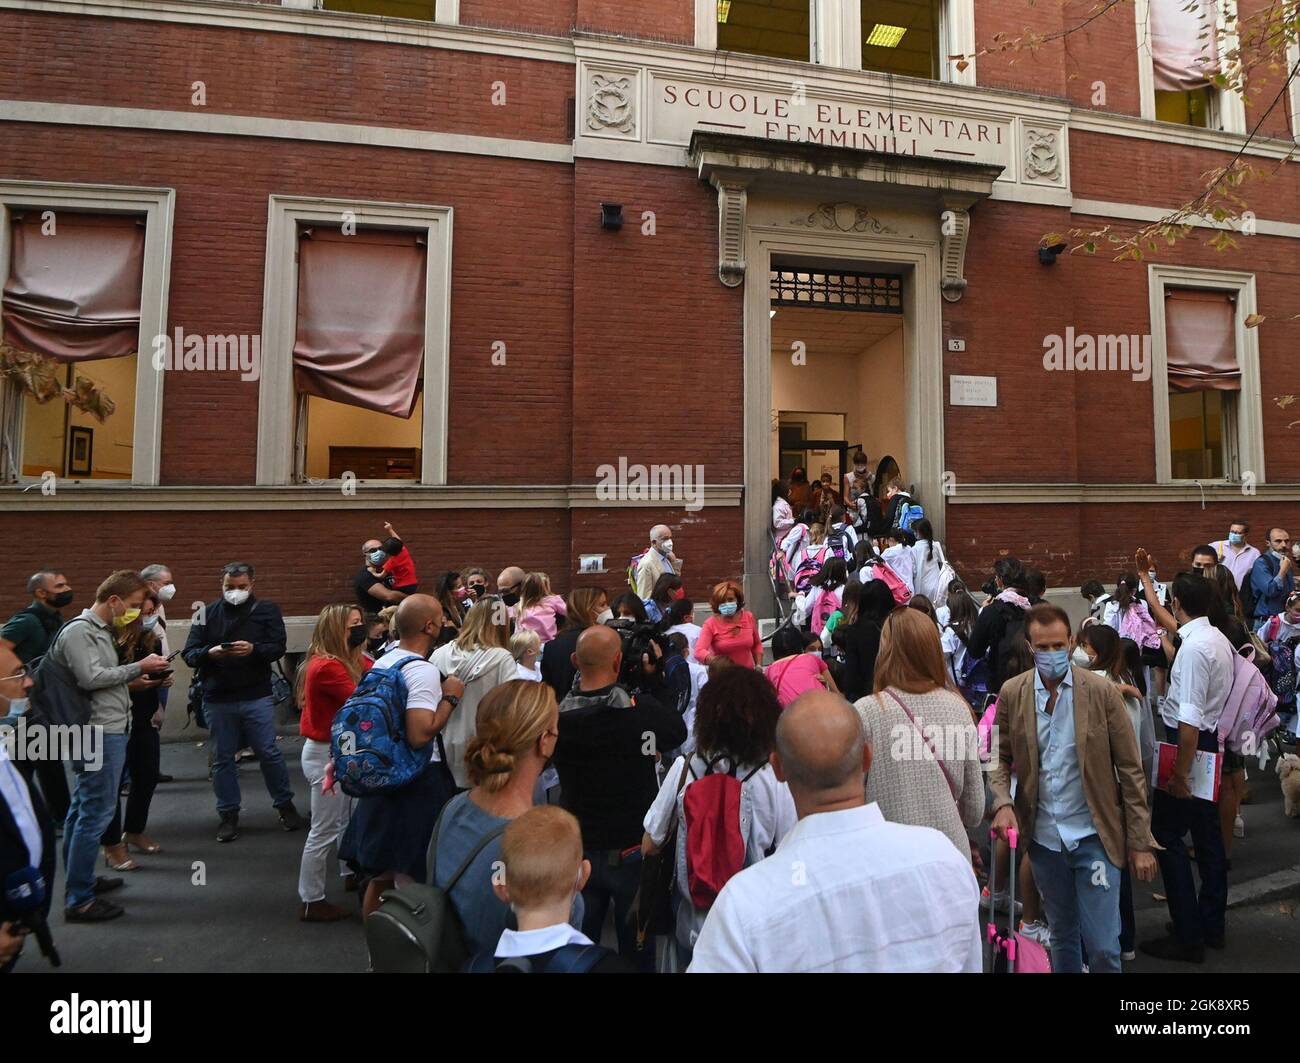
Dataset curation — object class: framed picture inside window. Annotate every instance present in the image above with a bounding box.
[68,426,93,477]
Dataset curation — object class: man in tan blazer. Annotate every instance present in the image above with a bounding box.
[989,603,1156,973]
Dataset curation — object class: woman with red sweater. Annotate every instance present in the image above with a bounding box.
[695,579,763,669]
[297,604,370,923]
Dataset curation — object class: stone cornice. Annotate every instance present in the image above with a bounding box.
[0,483,745,511]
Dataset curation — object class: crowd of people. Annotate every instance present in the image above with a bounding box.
[0,490,1296,972]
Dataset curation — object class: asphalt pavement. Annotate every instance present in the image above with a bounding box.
[15,734,1300,974]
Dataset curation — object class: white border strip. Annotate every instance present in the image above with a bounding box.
[1072,197,1300,239]
[0,100,575,164]
[0,0,573,61]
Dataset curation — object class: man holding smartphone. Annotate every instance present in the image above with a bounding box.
[183,562,302,843]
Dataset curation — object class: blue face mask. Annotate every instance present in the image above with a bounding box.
[1228,532,1244,546]
[1034,648,1070,681]
[719,602,739,618]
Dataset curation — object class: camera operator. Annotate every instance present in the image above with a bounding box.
[0,641,56,972]
[553,625,686,969]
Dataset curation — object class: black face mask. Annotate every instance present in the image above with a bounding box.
[347,625,368,649]
[48,591,74,609]
[468,584,485,600]
[367,635,387,655]
[501,590,520,608]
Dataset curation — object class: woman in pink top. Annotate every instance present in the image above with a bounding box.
[695,579,763,669]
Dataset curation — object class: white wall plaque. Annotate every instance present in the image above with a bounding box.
[949,374,997,407]
[578,554,607,574]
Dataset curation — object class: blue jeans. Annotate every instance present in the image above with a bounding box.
[1030,834,1122,974]
[207,696,293,815]
[64,732,129,910]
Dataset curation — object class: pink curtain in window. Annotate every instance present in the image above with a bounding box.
[292,227,426,419]
[2,212,145,362]
[1151,0,1220,91]
[1166,288,1239,391]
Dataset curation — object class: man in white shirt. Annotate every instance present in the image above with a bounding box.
[688,689,982,973]
[1212,520,1261,595]
[1140,574,1235,965]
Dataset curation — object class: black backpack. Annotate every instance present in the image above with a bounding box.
[365,803,505,973]
[26,617,94,728]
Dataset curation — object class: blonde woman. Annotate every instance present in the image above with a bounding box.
[428,680,562,955]
[431,597,519,788]
[297,603,369,922]
[853,608,985,862]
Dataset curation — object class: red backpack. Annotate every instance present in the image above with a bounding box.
[682,755,763,909]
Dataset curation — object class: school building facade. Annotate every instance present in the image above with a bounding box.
[2,0,1299,628]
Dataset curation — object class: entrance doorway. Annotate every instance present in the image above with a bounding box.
[770,264,909,516]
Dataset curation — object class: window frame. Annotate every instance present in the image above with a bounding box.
[0,180,174,487]
[696,0,975,84]
[1136,0,1245,133]
[285,0,460,21]
[1147,263,1263,485]
[255,195,453,487]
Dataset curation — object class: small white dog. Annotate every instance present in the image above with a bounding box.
[1275,754,1300,818]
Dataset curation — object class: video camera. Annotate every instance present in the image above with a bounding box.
[604,617,672,692]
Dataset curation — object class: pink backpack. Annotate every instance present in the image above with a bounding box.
[810,588,839,636]
[1218,645,1280,756]
[863,560,912,606]
[1117,602,1162,650]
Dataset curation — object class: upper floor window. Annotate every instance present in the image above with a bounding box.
[703,0,974,82]
[717,0,812,62]
[1149,0,1227,130]
[861,0,941,79]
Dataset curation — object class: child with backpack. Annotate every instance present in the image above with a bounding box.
[640,667,796,971]
[466,806,628,973]
[1258,590,1300,736]
[515,572,567,644]
[765,626,838,708]
[793,557,847,636]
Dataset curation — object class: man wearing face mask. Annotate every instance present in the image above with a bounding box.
[989,603,1156,974]
[139,564,177,782]
[1,570,76,825]
[183,562,302,843]
[356,537,407,619]
[1248,528,1296,626]
[496,566,527,618]
[1211,520,1259,596]
[1140,574,1236,963]
[634,525,681,600]
[54,570,170,922]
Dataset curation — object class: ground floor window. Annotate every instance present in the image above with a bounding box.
[1,210,145,481]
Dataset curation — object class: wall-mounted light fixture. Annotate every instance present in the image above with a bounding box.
[600,203,624,230]
[1038,241,1068,265]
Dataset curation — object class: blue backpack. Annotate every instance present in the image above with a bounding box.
[895,499,926,533]
[330,655,432,797]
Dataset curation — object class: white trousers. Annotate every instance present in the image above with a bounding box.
[297,739,353,903]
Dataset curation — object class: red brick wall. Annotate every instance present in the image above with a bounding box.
[460,0,575,37]
[946,502,1300,590]
[575,0,694,45]
[0,11,572,143]
[1062,0,1143,117]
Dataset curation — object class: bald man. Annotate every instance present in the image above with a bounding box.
[688,690,982,973]
[634,524,680,599]
[497,567,527,610]
[339,594,465,923]
[554,622,685,968]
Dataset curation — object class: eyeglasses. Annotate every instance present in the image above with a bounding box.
[0,665,30,682]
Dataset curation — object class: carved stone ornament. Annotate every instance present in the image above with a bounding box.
[586,73,636,135]
[714,179,749,287]
[790,202,899,235]
[1023,127,1062,184]
[939,207,970,303]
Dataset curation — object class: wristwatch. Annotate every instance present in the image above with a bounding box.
[440,693,460,710]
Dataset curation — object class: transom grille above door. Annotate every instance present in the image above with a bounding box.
[769,269,903,313]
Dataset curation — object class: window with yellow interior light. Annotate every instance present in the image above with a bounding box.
[861,0,941,79]
[716,0,812,63]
